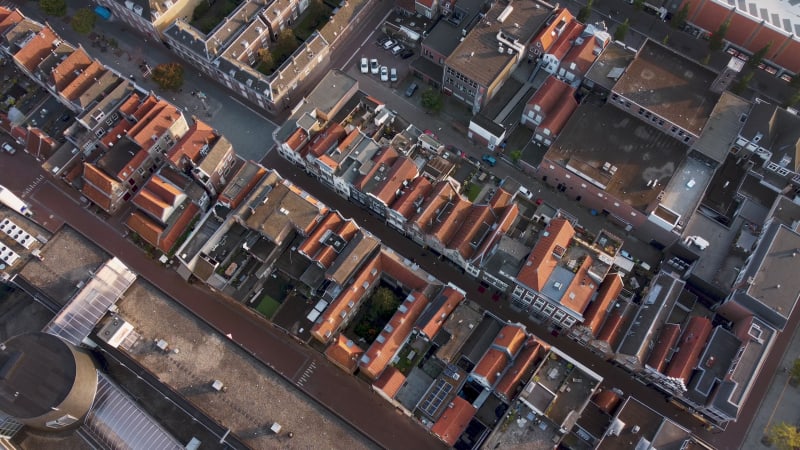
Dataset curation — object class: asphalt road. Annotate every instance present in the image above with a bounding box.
[262,152,800,450]
[1,151,445,450]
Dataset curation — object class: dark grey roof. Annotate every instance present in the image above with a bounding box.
[739,101,800,172]
[584,41,635,92]
[692,92,751,165]
[459,314,503,365]
[97,138,141,176]
[685,327,741,402]
[207,0,264,55]
[470,113,505,137]
[0,333,81,419]
[423,0,487,57]
[163,21,212,60]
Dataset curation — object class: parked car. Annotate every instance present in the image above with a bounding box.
[370,59,379,75]
[482,154,497,166]
[360,57,368,74]
[517,186,533,200]
[400,49,414,59]
[2,143,15,154]
[376,35,391,46]
[405,82,418,97]
[380,66,389,82]
[390,67,397,82]
[467,155,480,166]
[382,39,396,50]
[390,44,404,56]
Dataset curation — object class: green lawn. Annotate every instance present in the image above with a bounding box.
[256,295,281,319]
[465,183,482,201]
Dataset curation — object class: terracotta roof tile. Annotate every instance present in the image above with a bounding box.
[147,175,183,204]
[471,204,519,265]
[527,76,578,136]
[119,148,149,180]
[560,256,596,315]
[311,253,382,343]
[597,312,625,347]
[429,195,470,244]
[489,188,512,208]
[166,120,217,168]
[472,348,509,387]
[372,366,406,399]
[133,188,172,223]
[126,211,163,248]
[0,9,24,33]
[60,60,106,101]
[664,316,712,383]
[285,127,308,152]
[324,334,364,373]
[83,163,116,193]
[593,390,622,414]
[128,100,182,148]
[645,323,681,373]
[516,218,575,291]
[493,325,528,357]
[531,8,575,54]
[357,147,399,191]
[132,94,159,121]
[561,34,608,77]
[13,25,57,71]
[52,47,92,92]
[583,273,624,335]
[378,249,429,291]
[100,119,133,149]
[418,286,465,339]
[360,291,430,380]
[430,396,476,447]
[447,205,494,259]
[81,182,113,211]
[298,212,345,263]
[390,176,432,220]
[303,123,346,158]
[158,202,199,253]
[118,93,141,116]
[495,340,542,400]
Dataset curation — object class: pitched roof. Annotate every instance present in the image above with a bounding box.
[531,8,575,54]
[417,286,465,340]
[127,100,183,148]
[285,126,308,152]
[359,291,430,380]
[132,174,185,223]
[561,32,608,77]
[0,9,24,34]
[548,20,585,60]
[430,396,476,447]
[489,188,512,209]
[560,255,597,315]
[60,60,106,101]
[243,181,329,244]
[516,218,575,291]
[81,181,113,211]
[126,211,163,249]
[217,161,267,209]
[52,47,92,92]
[303,123,346,158]
[664,316,713,383]
[298,211,348,266]
[390,176,433,220]
[645,323,681,373]
[367,156,419,206]
[472,348,509,387]
[597,312,625,346]
[13,25,57,71]
[311,253,382,343]
[166,120,217,167]
[117,92,141,116]
[447,205,495,259]
[372,366,406,399]
[493,324,528,357]
[495,339,542,400]
[82,163,118,194]
[582,273,624,335]
[324,334,364,373]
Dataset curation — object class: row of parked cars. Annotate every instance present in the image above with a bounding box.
[377,35,413,59]
[360,57,397,82]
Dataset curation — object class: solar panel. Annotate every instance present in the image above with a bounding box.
[82,373,183,450]
[419,379,453,417]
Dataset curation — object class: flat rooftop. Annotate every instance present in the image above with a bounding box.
[115,281,376,450]
[690,91,750,165]
[17,226,107,306]
[710,0,800,37]
[435,300,484,364]
[597,397,690,450]
[584,41,636,92]
[545,102,689,212]
[658,156,714,225]
[613,39,720,137]
[445,0,552,88]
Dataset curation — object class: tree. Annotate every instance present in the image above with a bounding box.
[633,0,645,11]
[577,0,593,23]
[70,8,97,34]
[614,19,630,42]
[731,71,753,95]
[274,29,298,57]
[708,19,730,52]
[671,3,690,29]
[509,149,522,162]
[151,63,185,91]
[39,0,66,16]
[370,287,399,320]
[421,88,443,113]
[768,422,800,450]
[257,48,275,74]
[746,42,772,70]
[790,358,800,384]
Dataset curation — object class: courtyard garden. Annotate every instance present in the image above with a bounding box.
[345,285,402,345]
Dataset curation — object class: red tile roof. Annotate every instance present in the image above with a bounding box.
[132,94,159,120]
[127,100,182,148]
[493,324,528,357]
[126,211,162,249]
[560,256,596,315]
[561,34,608,77]
[0,9,24,34]
[218,162,267,209]
[360,291,430,380]
[390,176,433,220]
[81,181,113,211]
[472,348,509,387]
[378,249,429,292]
[52,47,92,92]
[132,175,184,223]
[593,389,622,415]
[83,163,117,194]
[516,218,575,291]
[416,0,435,8]
[285,127,308,152]
[489,188,512,209]
[418,286,465,339]
[13,25,57,71]
[60,60,106,101]
[664,316,713,383]
[100,119,133,149]
[447,205,494,259]
[324,334,364,374]
[427,193,470,245]
[596,312,625,347]
[470,203,520,266]
[495,339,542,401]
[311,253,382,343]
[157,202,199,253]
[430,396,476,447]
[303,123,346,158]
[370,156,419,206]
[526,76,578,136]
[548,21,585,60]
[117,93,141,116]
[298,212,359,269]
[582,273,624,336]
[166,120,217,168]
[372,366,406,399]
[531,8,575,54]
[645,323,681,373]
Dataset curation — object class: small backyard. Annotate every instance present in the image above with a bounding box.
[344,285,402,346]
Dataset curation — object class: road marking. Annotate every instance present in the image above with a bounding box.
[22,174,44,197]
[229,97,277,126]
[295,360,317,387]
[340,9,394,71]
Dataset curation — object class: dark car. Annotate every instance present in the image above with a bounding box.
[482,154,497,166]
[405,82,418,97]
[376,35,391,46]
[400,49,414,59]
